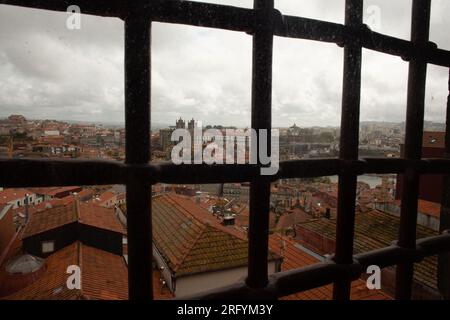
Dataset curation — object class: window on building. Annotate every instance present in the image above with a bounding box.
[41,241,55,254]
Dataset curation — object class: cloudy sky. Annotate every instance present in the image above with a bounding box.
[0,0,448,128]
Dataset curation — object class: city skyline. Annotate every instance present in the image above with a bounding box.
[0,0,449,127]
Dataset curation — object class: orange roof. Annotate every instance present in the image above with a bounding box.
[0,189,31,204]
[2,242,127,300]
[23,201,125,238]
[23,202,78,238]
[422,131,445,148]
[75,189,94,200]
[268,234,391,300]
[417,199,441,218]
[394,199,441,218]
[276,208,311,231]
[78,202,126,234]
[94,191,116,203]
[28,186,80,197]
[1,242,173,300]
[149,194,280,276]
[167,194,248,240]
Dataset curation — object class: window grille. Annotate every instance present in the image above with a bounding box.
[0,0,450,300]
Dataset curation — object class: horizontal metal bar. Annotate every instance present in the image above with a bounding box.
[417,230,450,256]
[3,157,450,187]
[150,0,253,33]
[1,0,449,67]
[154,162,259,184]
[271,260,362,297]
[183,231,450,300]
[0,158,126,187]
[277,14,345,44]
[354,246,422,269]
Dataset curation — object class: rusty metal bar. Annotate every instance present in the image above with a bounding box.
[4,157,450,187]
[246,0,274,289]
[1,1,449,67]
[332,0,363,301]
[0,158,126,187]
[183,232,450,300]
[0,0,449,302]
[124,2,153,300]
[395,0,431,301]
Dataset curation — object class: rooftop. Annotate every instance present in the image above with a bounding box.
[121,194,280,277]
[23,201,126,238]
[2,242,128,300]
[422,131,445,148]
[28,186,80,197]
[0,188,31,204]
[297,210,438,289]
[269,234,391,300]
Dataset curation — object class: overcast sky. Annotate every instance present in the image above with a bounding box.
[0,0,448,128]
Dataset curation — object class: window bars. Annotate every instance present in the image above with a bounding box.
[0,0,450,301]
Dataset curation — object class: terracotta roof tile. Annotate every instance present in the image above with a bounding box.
[23,202,78,238]
[2,242,128,300]
[297,210,438,290]
[78,202,126,234]
[151,194,280,276]
[269,234,391,300]
[0,189,32,204]
[23,201,125,238]
[2,242,173,300]
[417,199,441,218]
[28,186,80,197]
[422,131,445,148]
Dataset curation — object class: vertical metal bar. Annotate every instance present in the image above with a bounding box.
[124,2,153,300]
[332,0,363,300]
[395,0,431,301]
[246,0,274,289]
[438,69,450,299]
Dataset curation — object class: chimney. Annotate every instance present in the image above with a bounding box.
[222,209,235,226]
[325,207,331,219]
[222,215,235,226]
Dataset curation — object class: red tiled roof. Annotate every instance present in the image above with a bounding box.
[78,202,126,234]
[275,208,311,231]
[268,234,391,300]
[94,191,116,203]
[0,189,31,204]
[2,242,128,300]
[167,195,248,241]
[297,210,438,290]
[151,194,280,276]
[1,242,173,300]
[23,202,78,238]
[418,200,440,218]
[75,189,94,200]
[28,186,80,197]
[23,201,125,238]
[422,131,445,148]
[393,199,440,218]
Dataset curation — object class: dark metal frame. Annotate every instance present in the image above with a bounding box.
[1,0,450,300]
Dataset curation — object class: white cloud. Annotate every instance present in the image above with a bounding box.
[0,1,448,127]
